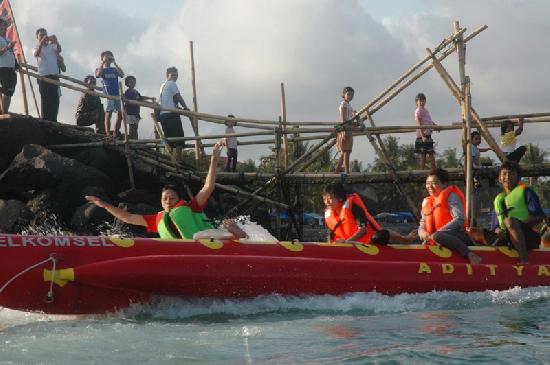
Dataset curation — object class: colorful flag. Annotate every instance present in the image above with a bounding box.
[0,0,23,60]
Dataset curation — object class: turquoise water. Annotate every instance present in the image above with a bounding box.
[1,287,549,364]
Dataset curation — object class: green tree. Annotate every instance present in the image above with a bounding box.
[367,136,425,213]
[437,147,462,168]
[242,159,257,172]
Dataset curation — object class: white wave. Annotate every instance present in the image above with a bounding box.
[118,286,550,320]
[217,215,277,242]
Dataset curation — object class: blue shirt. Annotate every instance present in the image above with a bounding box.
[98,67,121,96]
[490,187,544,230]
[124,88,141,118]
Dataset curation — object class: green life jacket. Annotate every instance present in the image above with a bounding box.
[494,183,529,230]
[157,204,213,239]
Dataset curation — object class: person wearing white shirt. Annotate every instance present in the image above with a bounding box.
[33,28,63,122]
[158,66,189,159]
[0,19,17,114]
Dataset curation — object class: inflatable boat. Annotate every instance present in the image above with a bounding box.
[0,233,549,314]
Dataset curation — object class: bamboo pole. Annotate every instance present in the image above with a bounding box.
[189,41,203,165]
[463,79,475,225]
[454,21,473,223]
[17,62,28,115]
[46,114,550,150]
[356,26,468,118]
[118,81,135,189]
[280,82,289,169]
[4,4,40,117]
[22,62,103,92]
[426,47,506,161]
[121,146,289,209]
[454,22,468,165]
[361,25,487,117]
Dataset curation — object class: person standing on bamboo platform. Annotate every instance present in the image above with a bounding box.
[96,50,125,137]
[0,19,17,114]
[123,75,144,140]
[223,114,238,172]
[335,86,356,174]
[418,168,482,264]
[33,28,63,122]
[414,93,437,170]
[159,66,190,160]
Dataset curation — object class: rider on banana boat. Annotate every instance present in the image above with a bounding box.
[490,161,544,264]
[323,183,417,245]
[418,168,482,264]
[86,142,247,240]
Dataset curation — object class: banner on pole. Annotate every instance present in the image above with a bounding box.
[0,0,23,60]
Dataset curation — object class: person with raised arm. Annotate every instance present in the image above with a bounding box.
[86,143,246,240]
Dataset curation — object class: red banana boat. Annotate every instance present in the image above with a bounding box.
[0,233,548,314]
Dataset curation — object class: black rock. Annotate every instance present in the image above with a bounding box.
[0,199,32,233]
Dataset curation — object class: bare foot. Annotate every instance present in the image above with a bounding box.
[467,252,482,264]
[406,230,419,243]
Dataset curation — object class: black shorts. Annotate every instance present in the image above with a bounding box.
[0,67,17,96]
[415,136,434,154]
[159,112,184,142]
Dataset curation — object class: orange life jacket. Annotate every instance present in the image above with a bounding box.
[325,193,382,244]
[421,185,467,242]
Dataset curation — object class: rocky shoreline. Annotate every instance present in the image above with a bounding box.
[0,116,272,237]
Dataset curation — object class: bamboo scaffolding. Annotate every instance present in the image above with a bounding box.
[208,163,550,184]
[6,3,41,117]
[360,25,487,117]
[426,47,506,161]
[118,82,136,189]
[17,65,28,115]
[356,26,468,118]
[124,148,289,209]
[189,40,204,164]
[464,79,475,225]
[280,82,289,168]
[453,21,474,224]
[46,113,550,150]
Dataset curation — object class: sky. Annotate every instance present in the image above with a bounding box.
[7,0,550,166]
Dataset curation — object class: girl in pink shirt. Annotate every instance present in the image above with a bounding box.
[414,93,437,170]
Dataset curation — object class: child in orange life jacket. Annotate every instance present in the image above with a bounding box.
[323,183,417,245]
[418,168,482,264]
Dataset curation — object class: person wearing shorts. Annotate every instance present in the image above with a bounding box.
[0,19,16,114]
[414,93,437,170]
[96,50,124,136]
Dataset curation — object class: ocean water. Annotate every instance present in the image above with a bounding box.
[1,287,549,364]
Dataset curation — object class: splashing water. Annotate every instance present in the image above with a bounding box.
[217,215,278,242]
